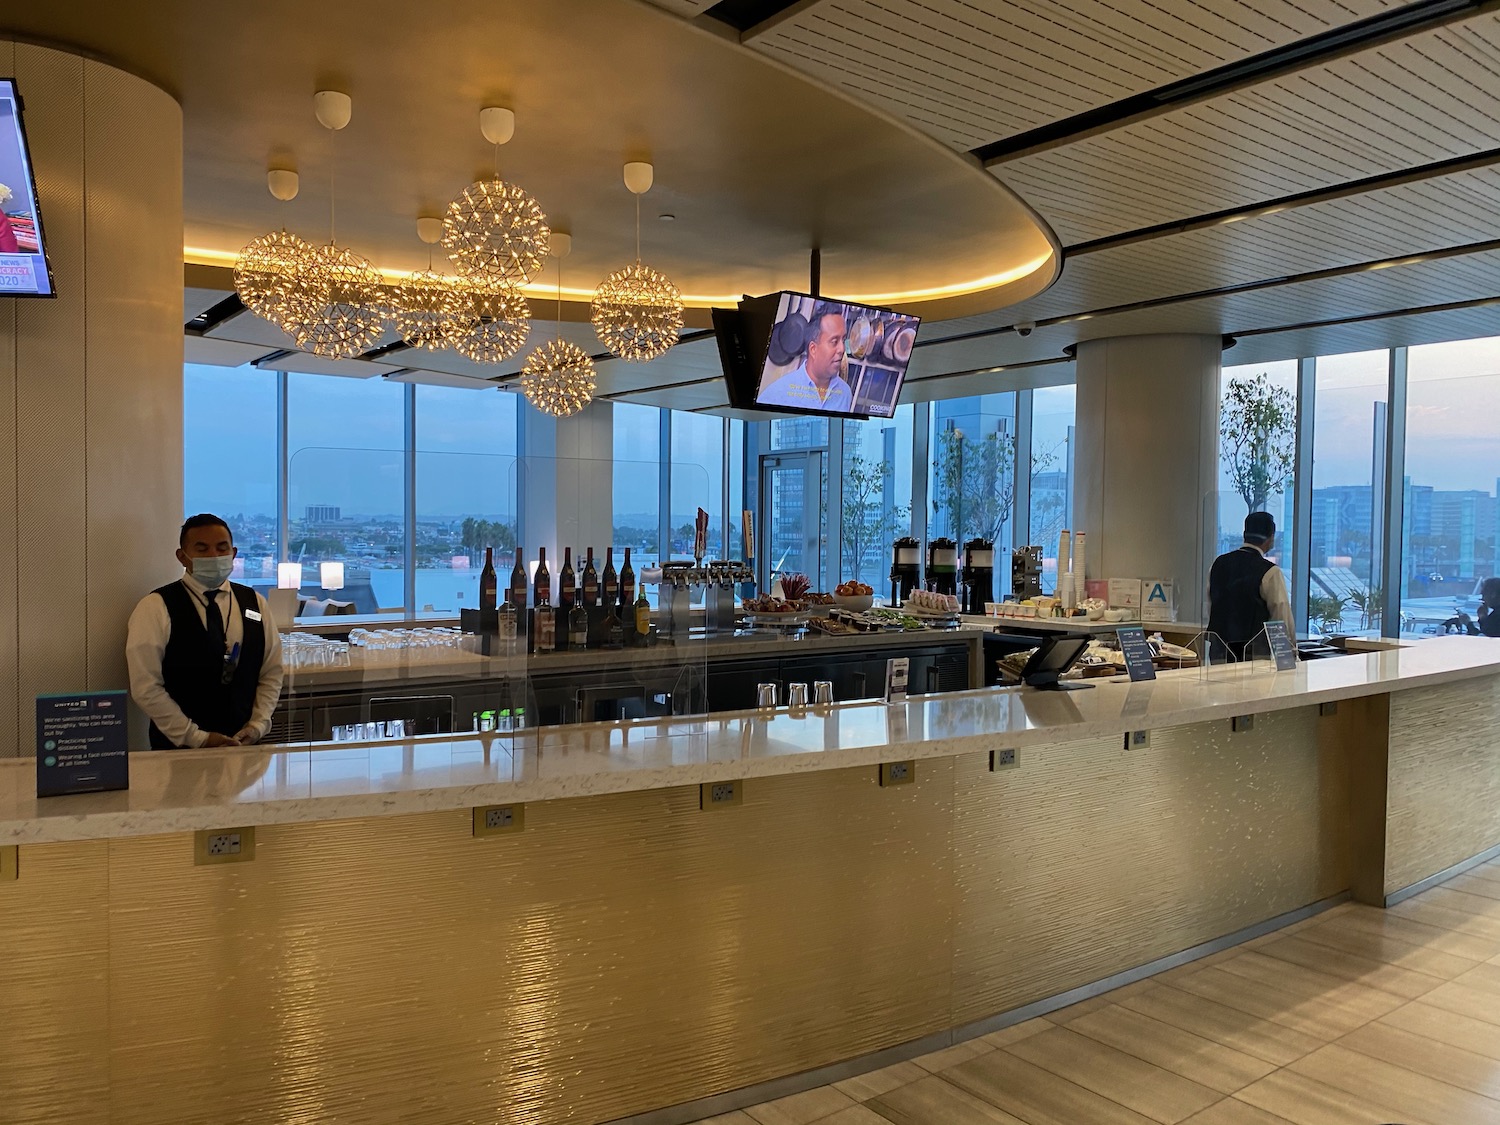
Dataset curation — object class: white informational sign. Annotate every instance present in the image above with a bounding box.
[1108,578,1141,610]
[885,657,909,704]
[1140,578,1174,622]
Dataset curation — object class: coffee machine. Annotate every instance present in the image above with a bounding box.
[962,538,995,615]
[927,537,959,597]
[1011,545,1043,601]
[890,536,921,606]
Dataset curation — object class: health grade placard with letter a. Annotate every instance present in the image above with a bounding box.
[36,690,129,797]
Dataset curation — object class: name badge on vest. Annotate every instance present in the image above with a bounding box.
[245,609,262,622]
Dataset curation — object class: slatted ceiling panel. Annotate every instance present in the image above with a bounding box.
[1000,10,1500,242]
[641,0,719,14]
[1230,305,1500,365]
[752,0,1405,150]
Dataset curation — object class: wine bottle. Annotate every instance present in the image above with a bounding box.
[509,547,527,613]
[479,546,497,613]
[534,547,551,606]
[602,547,619,607]
[619,547,635,609]
[569,602,589,649]
[581,547,599,607]
[634,590,651,643]
[604,602,624,650]
[559,547,577,609]
[534,603,556,652]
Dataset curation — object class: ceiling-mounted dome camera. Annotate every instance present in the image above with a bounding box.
[1016,320,1036,337]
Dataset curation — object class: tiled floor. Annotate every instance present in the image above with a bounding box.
[692,856,1500,1125]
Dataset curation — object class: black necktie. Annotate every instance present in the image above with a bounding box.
[204,589,226,655]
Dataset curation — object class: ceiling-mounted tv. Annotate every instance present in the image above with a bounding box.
[713,290,919,419]
[0,79,55,297]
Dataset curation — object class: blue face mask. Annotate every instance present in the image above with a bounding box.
[190,554,235,587]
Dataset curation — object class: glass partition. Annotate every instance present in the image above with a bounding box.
[184,363,279,576]
[1218,360,1297,570]
[841,406,913,585]
[287,446,407,615]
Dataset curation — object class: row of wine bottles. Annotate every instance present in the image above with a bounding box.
[477,546,639,612]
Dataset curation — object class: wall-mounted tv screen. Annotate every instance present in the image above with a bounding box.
[713,291,919,419]
[0,79,54,297]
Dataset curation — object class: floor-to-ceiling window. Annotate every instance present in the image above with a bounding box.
[764,417,830,589]
[183,363,279,582]
[841,406,913,585]
[286,373,407,613]
[1030,384,1076,588]
[929,394,1019,556]
[669,411,725,561]
[1217,360,1298,564]
[413,386,519,613]
[1400,338,1500,636]
[1308,351,1389,635]
[613,402,661,570]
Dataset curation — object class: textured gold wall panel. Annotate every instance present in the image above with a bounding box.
[951,707,1351,1024]
[0,840,112,1124]
[0,43,183,756]
[1387,677,1500,895]
[103,766,955,1125]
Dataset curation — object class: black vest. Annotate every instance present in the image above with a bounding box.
[1207,546,1275,647]
[150,581,266,749]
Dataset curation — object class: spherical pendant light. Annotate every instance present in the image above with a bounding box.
[450,277,531,363]
[591,261,683,363]
[282,243,386,359]
[234,229,314,324]
[441,179,550,283]
[521,339,596,418]
[391,269,475,350]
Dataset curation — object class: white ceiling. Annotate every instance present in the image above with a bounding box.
[183,0,1500,410]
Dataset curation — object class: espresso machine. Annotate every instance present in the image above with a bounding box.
[927,537,958,597]
[1011,545,1042,601]
[961,538,995,615]
[890,536,921,606]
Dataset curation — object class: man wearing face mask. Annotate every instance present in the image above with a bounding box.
[126,514,284,749]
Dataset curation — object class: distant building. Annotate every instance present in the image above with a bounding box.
[304,505,341,525]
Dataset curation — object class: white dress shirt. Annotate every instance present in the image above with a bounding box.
[125,571,284,748]
[758,363,854,411]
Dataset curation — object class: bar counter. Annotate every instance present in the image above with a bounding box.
[2,636,1498,1125]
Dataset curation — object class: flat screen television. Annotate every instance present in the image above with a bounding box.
[713,291,919,419]
[0,79,54,297]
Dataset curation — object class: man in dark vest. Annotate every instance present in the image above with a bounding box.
[1207,511,1297,659]
[126,514,284,749]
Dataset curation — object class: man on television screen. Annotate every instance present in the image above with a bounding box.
[759,303,853,412]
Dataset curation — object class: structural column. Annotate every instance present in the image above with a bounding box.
[1072,334,1220,623]
[0,41,183,754]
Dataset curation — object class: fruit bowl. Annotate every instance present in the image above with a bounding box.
[833,593,875,611]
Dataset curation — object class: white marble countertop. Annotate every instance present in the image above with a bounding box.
[4,635,1498,845]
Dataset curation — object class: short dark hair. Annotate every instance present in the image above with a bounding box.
[1244,512,1276,545]
[1482,576,1500,605]
[180,513,233,547]
[804,302,845,355]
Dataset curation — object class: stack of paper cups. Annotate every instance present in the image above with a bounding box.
[1060,572,1076,611]
[1073,532,1086,581]
[1058,529,1071,577]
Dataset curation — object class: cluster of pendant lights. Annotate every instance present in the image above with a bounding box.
[233,94,685,417]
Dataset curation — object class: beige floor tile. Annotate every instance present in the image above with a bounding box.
[1236,1068,1424,1125]
[832,1060,926,1103]
[690,1113,759,1125]
[1457,960,1500,995]
[1318,903,1500,961]
[1154,947,1240,983]
[1381,999,1500,1060]
[910,1037,993,1074]
[1339,1020,1500,1099]
[943,1046,1162,1125]
[1254,932,1446,999]
[815,1107,893,1125]
[745,1086,858,1125]
[1290,1041,1500,1124]
[870,1075,1031,1125]
[1428,885,1500,918]
[1118,983,1325,1066]
[1167,963,1401,1041]
[977,1016,1052,1049]
[1049,978,1155,1023]
[1422,977,1500,1027]
[1296,913,1484,977]
[1068,1003,1278,1095]
[1005,1024,1221,1124]
[1179,1100,1298,1125]
[1450,871,1500,901]
[1390,894,1500,942]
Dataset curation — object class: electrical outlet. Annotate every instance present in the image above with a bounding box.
[990,748,1019,771]
[880,760,915,787]
[194,827,256,865]
[1319,701,1339,717]
[1125,730,1151,751]
[700,780,742,809]
[472,803,526,836]
[0,845,16,882]
[1232,715,1256,733]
